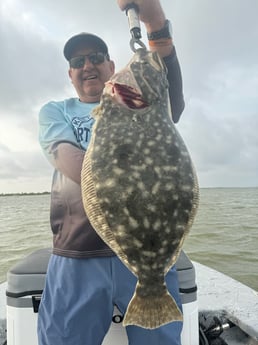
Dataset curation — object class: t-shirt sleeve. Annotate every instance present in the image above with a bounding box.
[38,101,80,163]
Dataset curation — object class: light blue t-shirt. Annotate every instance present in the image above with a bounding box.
[38,97,115,258]
[39,98,97,161]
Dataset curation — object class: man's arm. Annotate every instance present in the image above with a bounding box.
[163,49,185,123]
[39,102,85,185]
[51,143,84,185]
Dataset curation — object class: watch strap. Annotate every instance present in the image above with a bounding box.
[147,20,172,40]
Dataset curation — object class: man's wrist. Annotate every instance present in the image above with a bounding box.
[144,16,166,33]
[147,20,173,40]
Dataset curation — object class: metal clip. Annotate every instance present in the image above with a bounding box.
[125,3,146,52]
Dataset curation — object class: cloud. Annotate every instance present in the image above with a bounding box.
[0,0,258,192]
[0,14,68,114]
[178,63,258,187]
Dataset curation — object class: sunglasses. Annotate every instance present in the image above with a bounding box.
[69,52,109,69]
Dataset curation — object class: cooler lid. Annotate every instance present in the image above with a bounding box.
[6,248,52,297]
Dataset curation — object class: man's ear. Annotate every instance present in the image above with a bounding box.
[109,60,115,75]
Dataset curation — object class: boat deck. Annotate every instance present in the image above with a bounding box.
[195,262,258,344]
[1,263,258,344]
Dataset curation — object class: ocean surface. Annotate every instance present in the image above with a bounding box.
[0,188,257,291]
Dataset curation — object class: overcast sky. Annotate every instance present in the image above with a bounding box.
[0,0,257,193]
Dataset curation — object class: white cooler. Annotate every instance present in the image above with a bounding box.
[6,248,198,345]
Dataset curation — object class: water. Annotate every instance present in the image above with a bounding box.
[0,194,52,281]
[0,188,257,291]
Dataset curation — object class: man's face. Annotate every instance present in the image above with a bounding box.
[68,45,115,103]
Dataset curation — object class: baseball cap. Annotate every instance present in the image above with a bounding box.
[63,32,109,61]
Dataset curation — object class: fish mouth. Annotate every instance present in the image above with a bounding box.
[105,82,149,109]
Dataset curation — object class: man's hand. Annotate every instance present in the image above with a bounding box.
[117,0,173,57]
[117,0,165,30]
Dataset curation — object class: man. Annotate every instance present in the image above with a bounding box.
[38,0,185,344]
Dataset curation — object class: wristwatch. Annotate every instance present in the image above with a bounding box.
[147,20,172,40]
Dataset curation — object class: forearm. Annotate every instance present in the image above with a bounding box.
[143,6,173,58]
[51,142,85,185]
[163,48,185,123]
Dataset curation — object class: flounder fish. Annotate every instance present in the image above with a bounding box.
[81,48,199,329]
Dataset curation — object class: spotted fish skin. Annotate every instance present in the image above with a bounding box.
[81,48,199,329]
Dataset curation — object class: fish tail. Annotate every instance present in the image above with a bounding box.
[123,286,183,329]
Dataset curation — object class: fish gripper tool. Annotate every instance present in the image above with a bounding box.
[125,3,146,52]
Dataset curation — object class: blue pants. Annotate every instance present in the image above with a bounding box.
[38,255,183,345]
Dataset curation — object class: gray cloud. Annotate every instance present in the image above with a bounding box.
[0,21,68,114]
[0,0,258,192]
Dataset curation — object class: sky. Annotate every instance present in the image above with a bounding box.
[0,0,258,193]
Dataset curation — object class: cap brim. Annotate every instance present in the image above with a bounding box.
[64,33,108,61]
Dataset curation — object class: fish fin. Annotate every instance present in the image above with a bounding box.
[123,287,183,329]
[164,243,184,274]
[92,105,102,118]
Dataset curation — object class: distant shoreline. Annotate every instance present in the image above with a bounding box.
[0,192,50,197]
[0,186,257,197]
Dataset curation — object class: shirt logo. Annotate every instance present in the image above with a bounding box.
[72,116,94,149]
